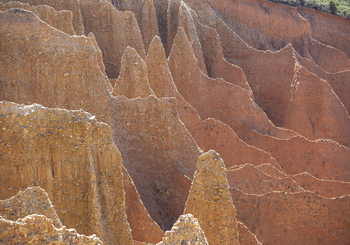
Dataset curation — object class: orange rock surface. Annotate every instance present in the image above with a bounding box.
[0,187,62,228]
[0,101,133,245]
[184,151,239,245]
[231,188,350,244]
[1,0,350,243]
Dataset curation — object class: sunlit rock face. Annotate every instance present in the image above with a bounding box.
[1,0,350,244]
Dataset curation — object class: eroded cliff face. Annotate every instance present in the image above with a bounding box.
[0,101,132,245]
[1,0,350,244]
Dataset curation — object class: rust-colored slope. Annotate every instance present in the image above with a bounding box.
[205,0,350,73]
[231,188,350,245]
[146,35,280,171]
[298,6,350,59]
[283,63,350,147]
[226,164,303,195]
[239,129,350,182]
[205,0,312,57]
[168,27,296,140]
[294,50,350,115]
[123,167,164,244]
[237,221,262,245]
[292,172,350,198]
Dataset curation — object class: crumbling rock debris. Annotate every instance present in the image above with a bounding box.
[184,150,239,245]
[0,214,103,244]
[0,187,62,228]
[157,214,208,245]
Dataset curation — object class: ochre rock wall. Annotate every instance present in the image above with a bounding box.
[1,0,350,244]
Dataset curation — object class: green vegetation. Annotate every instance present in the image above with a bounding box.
[267,0,350,19]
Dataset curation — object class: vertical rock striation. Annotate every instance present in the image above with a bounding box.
[0,101,133,245]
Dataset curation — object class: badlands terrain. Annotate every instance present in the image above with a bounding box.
[1,0,350,244]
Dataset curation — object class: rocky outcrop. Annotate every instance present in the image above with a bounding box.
[0,214,102,244]
[0,101,132,245]
[0,10,202,232]
[0,187,62,228]
[80,0,145,78]
[231,188,350,245]
[112,46,155,98]
[0,1,76,35]
[184,150,239,245]
[0,0,84,35]
[0,8,110,118]
[157,214,208,245]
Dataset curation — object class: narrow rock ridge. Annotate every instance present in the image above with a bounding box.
[184,150,240,245]
[112,46,155,98]
[141,0,160,52]
[0,0,84,34]
[80,0,146,78]
[0,1,76,35]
